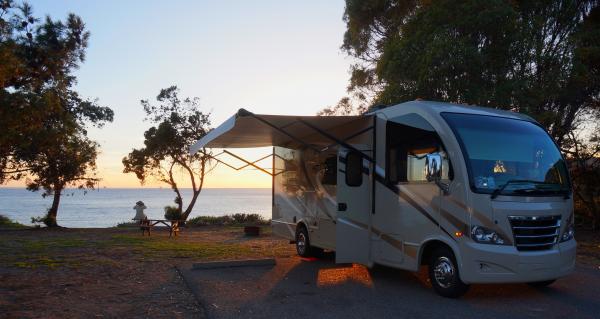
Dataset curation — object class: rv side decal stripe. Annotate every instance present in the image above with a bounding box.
[342,218,405,254]
[409,191,470,235]
[373,173,456,241]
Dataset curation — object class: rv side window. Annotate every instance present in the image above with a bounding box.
[321,156,337,185]
[387,114,452,183]
[345,152,363,187]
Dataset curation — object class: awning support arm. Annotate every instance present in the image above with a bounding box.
[295,117,374,162]
[221,150,273,176]
[238,109,375,161]
[320,125,374,152]
[239,109,321,152]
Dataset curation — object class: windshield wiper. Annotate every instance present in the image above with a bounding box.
[491,179,569,199]
[490,179,542,199]
[518,187,570,199]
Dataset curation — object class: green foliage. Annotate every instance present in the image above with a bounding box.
[31,213,53,227]
[0,214,27,228]
[108,234,253,259]
[163,205,182,221]
[123,86,213,221]
[187,213,270,226]
[115,221,138,228]
[0,2,113,226]
[338,0,600,146]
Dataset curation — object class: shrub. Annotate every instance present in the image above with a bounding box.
[115,221,138,228]
[0,215,28,229]
[31,212,54,227]
[187,213,269,226]
[164,206,182,221]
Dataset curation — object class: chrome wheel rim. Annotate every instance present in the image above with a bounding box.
[297,232,306,254]
[433,257,455,288]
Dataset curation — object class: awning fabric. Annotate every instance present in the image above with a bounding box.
[189,109,371,154]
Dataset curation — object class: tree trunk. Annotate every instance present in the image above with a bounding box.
[46,187,62,227]
[182,189,201,221]
[180,156,207,221]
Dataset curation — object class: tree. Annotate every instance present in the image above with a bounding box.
[25,132,100,227]
[123,86,213,221]
[1,1,114,226]
[0,1,102,182]
[317,96,365,116]
[564,111,600,230]
[332,0,600,148]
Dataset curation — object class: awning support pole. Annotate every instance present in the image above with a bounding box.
[239,109,375,161]
[222,150,273,176]
[240,110,321,152]
[320,125,374,152]
[295,117,374,162]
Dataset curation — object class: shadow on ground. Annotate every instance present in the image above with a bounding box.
[179,252,600,319]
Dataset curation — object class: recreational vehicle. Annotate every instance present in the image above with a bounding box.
[190,101,576,297]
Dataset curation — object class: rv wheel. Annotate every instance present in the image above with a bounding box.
[295,225,312,257]
[428,247,470,298]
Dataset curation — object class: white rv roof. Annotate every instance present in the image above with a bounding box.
[375,100,535,122]
[189,108,370,154]
[190,101,535,154]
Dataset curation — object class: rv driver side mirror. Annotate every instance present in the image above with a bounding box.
[426,153,450,195]
[425,153,442,182]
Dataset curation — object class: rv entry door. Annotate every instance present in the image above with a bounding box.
[336,146,372,265]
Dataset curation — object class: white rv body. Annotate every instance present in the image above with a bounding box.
[191,101,576,293]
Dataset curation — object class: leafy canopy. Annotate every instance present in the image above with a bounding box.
[123,86,212,220]
[0,0,113,183]
[340,0,600,145]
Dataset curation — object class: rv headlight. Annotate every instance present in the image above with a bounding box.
[471,225,505,245]
[561,223,575,242]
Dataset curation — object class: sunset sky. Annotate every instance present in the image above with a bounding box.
[6,0,352,188]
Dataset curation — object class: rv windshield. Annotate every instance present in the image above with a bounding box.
[441,113,570,196]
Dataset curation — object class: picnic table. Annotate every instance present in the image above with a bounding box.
[137,219,181,237]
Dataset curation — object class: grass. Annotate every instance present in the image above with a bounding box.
[108,234,253,259]
[0,227,275,269]
[0,236,90,269]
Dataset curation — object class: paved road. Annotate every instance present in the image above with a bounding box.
[179,254,600,319]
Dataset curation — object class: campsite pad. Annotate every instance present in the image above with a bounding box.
[178,254,600,319]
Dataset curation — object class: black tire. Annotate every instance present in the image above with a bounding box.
[428,247,470,298]
[527,280,556,288]
[295,225,312,257]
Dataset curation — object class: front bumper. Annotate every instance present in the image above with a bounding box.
[459,239,576,284]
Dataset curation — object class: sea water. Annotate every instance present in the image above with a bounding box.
[0,188,271,228]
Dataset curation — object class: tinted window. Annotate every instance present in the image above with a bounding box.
[345,152,363,187]
[442,113,570,195]
[321,156,337,185]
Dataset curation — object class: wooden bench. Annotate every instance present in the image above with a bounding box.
[137,219,180,237]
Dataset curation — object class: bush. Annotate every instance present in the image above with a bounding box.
[187,213,269,226]
[115,221,138,228]
[164,206,182,221]
[0,215,28,229]
[31,213,54,227]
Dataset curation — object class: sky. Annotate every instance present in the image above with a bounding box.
[6,0,353,188]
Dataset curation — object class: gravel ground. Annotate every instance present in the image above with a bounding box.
[0,226,295,319]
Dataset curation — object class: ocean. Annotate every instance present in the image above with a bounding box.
[0,188,271,228]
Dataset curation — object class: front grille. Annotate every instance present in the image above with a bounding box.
[508,215,561,251]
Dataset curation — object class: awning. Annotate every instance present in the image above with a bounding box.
[189,109,372,154]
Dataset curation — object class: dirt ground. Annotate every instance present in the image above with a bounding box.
[0,226,296,319]
[0,226,598,319]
